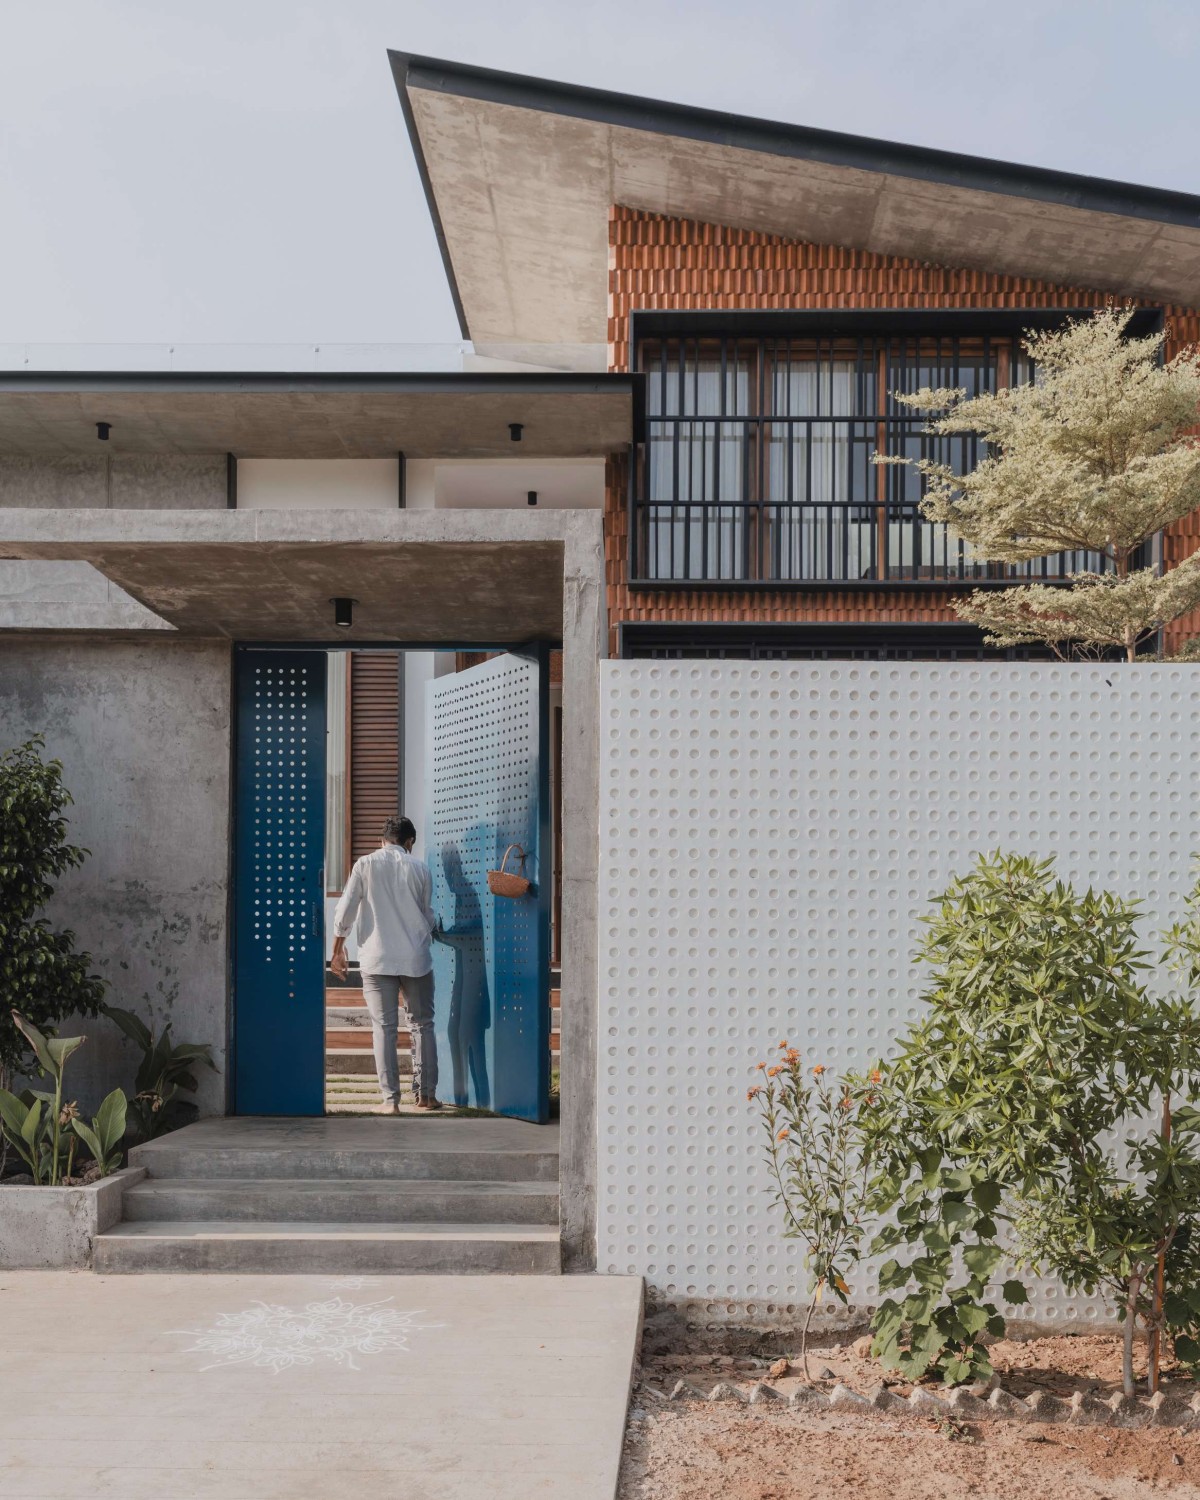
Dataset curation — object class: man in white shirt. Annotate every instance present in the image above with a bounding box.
[330,816,440,1115]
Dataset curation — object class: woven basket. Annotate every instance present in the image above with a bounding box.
[487,844,531,899]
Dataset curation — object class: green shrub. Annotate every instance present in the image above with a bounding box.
[0,737,105,1088]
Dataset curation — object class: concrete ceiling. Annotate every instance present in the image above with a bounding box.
[0,375,638,458]
[393,54,1200,352]
[0,509,595,643]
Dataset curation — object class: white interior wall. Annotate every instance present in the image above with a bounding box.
[237,458,401,509]
[597,660,1200,1328]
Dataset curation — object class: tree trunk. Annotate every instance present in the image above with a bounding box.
[800,1283,821,1383]
[1124,1273,1143,1399]
[1149,1096,1173,1394]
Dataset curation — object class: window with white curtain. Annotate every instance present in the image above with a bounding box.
[633,328,1093,585]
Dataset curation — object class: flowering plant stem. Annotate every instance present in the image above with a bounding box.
[751,1049,876,1381]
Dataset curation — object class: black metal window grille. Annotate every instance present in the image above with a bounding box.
[631,332,1122,586]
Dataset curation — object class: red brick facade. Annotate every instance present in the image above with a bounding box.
[604,207,1200,656]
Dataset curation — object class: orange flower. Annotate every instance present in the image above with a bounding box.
[812,1064,826,1077]
[778,1040,789,1051]
[747,1086,762,1101]
[776,1127,789,1141]
[766,1065,782,1077]
[755,1062,766,1072]
[784,1048,800,1065]
[839,1094,852,1111]
[869,1069,882,1084]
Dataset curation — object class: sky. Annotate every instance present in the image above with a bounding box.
[1,0,1197,348]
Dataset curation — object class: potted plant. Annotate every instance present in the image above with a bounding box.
[0,1013,142,1269]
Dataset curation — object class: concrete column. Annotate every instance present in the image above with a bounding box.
[558,514,605,1270]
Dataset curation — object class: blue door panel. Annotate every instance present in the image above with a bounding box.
[234,650,327,1116]
[427,650,550,1122]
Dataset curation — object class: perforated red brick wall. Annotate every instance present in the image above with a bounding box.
[605,207,1200,655]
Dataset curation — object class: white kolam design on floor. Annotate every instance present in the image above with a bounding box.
[597,661,1200,1326]
[176,1296,444,1373]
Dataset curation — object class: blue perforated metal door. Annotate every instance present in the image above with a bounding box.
[427,650,550,1122]
[233,649,327,1116]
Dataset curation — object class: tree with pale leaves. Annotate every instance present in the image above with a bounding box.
[879,307,1200,661]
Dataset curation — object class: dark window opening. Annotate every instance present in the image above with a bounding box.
[619,623,1061,661]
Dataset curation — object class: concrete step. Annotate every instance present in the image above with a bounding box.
[93,1220,562,1274]
[325,1029,560,1056]
[326,1048,412,1075]
[326,987,561,1010]
[129,1121,560,1184]
[121,1177,559,1225]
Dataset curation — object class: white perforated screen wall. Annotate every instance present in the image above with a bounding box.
[597,661,1200,1327]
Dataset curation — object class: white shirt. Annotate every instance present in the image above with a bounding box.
[332,845,436,977]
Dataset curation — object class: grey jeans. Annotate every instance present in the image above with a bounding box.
[360,971,437,1104]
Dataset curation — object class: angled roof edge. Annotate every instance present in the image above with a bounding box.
[389,50,1200,342]
[0,370,638,394]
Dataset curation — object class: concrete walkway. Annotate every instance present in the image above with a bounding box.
[0,1270,642,1500]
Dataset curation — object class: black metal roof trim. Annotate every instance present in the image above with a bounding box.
[0,370,642,397]
[389,52,1200,230]
[388,52,470,339]
[630,307,1167,342]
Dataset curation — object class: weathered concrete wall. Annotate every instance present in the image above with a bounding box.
[0,457,225,629]
[0,455,227,509]
[0,639,231,1116]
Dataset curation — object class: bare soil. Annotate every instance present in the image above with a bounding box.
[618,1399,1200,1500]
[642,1332,1194,1404]
[622,1333,1200,1498]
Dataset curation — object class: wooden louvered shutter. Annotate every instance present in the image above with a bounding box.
[349,652,402,861]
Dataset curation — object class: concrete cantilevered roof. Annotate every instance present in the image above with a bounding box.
[0,371,641,458]
[0,508,603,642]
[390,53,1200,358]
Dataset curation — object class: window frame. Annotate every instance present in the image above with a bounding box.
[627,307,1165,590]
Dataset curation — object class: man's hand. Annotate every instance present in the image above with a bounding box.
[330,939,349,980]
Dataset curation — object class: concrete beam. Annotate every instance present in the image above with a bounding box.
[0,379,638,458]
[0,507,604,643]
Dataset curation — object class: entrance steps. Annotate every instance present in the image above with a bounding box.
[94,1116,561,1275]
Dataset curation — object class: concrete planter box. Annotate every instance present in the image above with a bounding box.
[0,1166,145,1269]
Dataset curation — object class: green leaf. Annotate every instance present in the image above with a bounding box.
[12,1012,55,1075]
[955,1303,991,1337]
[1001,1280,1028,1306]
[941,1200,974,1228]
[19,1098,42,1150]
[70,1118,102,1163]
[963,1244,1003,1280]
[94,1087,127,1149]
[0,1086,30,1141]
[103,1005,152,1050]
[941,1355,973,1386]
[877,1259,909,1292]
[43,1033,85,1071]
[971,1179,1002,1213]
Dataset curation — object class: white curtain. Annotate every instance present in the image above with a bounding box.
[645,360,749,580]
[767,363,867,580]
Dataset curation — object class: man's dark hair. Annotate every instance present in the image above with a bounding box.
[382,816,416,845]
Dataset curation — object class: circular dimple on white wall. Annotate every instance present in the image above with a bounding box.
[597,661,1200,1325]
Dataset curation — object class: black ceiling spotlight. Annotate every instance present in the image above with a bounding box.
[96,422,111,441]
[527,490,538,506]
[508,422,523,442]
[331,597,356,629]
